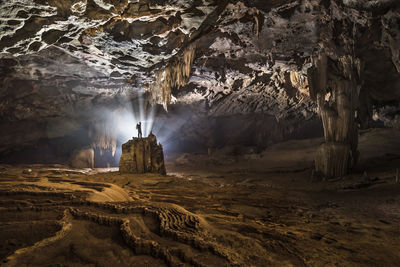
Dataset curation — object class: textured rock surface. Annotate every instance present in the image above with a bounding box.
[119,133,166,175]
[0,0,399,165]
[2,132,400,265]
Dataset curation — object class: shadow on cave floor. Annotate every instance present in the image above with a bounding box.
[1,128,400,266]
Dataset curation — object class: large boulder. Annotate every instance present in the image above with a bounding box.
[119,133,166,175]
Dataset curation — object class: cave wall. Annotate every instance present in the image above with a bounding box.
[0,0,399,165]
[153,102,323,154]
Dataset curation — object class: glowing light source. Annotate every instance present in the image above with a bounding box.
[97,87,179,155]
[112,90,156,144]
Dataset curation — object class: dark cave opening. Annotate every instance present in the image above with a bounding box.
[93,147,121,168]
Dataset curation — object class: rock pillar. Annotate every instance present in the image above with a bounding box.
[119,133,166,175]
[308,54,362,177]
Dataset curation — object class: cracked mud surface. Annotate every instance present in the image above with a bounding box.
[1,129,400,266]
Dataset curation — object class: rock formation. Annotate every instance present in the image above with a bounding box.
[119,133,166,175]
[70,147,94,169]
[0,0,399,169]
[308,54,362,177]
[151,44,197,109]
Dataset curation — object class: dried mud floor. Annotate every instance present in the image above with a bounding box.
[1,129,400,266]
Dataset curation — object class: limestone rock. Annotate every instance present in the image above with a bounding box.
[315,143,351,178]
[70,148,94,168]
[119,133,166,175]
[0,0,400,164]
[309,53,362,177]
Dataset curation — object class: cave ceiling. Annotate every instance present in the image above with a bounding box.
[1,0,399,105]
[0,0,399,156]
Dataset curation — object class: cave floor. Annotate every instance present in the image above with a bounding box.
[1,129,400,266]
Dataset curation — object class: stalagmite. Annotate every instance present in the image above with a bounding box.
[308,54,363,178]
[151,44,196,109]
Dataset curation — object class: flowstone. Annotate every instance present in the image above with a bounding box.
[119,133,166,175]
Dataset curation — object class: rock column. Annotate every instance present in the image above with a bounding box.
[308,54,362,177]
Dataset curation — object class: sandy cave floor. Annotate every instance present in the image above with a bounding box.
[1,128,400,266]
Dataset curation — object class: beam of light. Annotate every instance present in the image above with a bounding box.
[138,89,145,132]
[86,87,166,167]
[150,108,193,152]
[96,86,195,155]
[105,88,156,144]
[146,104,156,135]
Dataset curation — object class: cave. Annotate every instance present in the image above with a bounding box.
[1,0,400,265]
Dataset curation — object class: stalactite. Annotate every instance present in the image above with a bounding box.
[253,10,264,36]
[254,15,259,36]
[150,44,196,110]
[90,123,117,156]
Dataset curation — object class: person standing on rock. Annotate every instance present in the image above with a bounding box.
[136,122,142,138]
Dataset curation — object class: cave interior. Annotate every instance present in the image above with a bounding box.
[1,0,400,266]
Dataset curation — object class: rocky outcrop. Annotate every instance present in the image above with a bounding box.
[119,133,166,175]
